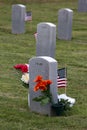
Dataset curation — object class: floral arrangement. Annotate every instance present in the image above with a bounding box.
[14,64,29,73]
[33,75,53,105]
[14,64,29,87]
[33,75,75,116]
[21,73,29,84]
[14,64,76,116]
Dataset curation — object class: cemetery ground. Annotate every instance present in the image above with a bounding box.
[0,0,87,130]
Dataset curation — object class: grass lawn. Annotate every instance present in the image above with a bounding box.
[0,0,87,130]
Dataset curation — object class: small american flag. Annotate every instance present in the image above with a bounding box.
[57,68,67,88]
[25,11,32,21]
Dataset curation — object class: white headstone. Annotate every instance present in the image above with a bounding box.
[58,8,73,40]
[12,4,26,34]
[78,0,87,12]
[36,22,56,58]
[29,56,58,116]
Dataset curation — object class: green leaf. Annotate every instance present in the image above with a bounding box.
[33,96,43,102]
[41,97,50,105]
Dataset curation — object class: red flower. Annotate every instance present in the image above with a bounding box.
[21,65,28,73]
[33,75,52,92]
[34,81,47,91]
[46,80,52,85]
[14,64,23,69]
[34,75,43,82]
[14,64,28,73]
[34,82,40,91]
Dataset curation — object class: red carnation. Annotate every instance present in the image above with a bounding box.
[14,64,28,73]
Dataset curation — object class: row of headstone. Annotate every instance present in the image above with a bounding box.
[28,0,87,116]
[13,1,86,116]
[12,1,87,35]
[28,1,87,116]
[28,21,58,116]
[12,4,73,40]
[28,8,73,115]
[36,9,73,41]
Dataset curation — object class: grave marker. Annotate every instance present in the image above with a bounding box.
[29,56,58,116]
[36,22,56,58]
[58,8,73,40]
[12,4,26,34]
[78,0,87,12]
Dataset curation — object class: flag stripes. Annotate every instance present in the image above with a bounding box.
[57,68,67,88]
[57,78,67,88]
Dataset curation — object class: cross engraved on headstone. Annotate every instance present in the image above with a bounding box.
[12,4,26,34]
[58,8,73,40]
[28,56,58,116]
[36,22,56,58]
[78,0,87,12]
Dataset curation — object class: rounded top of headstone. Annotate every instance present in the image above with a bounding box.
[65,8,73,12]
[46,22,56,27]
[38,22,56,27]
[29,56,57,63]
[59,8,73,12]
[37,56,57,63]
[17,4,25,7]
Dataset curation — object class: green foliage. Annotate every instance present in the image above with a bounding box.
[59,99,71,111]
[33,95,50,105]
[33,86,52,105]
[0,1,87,130]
